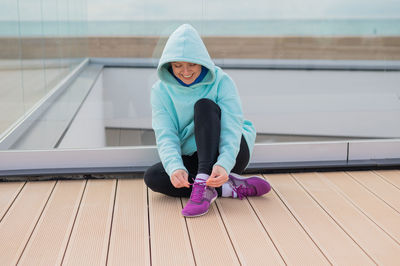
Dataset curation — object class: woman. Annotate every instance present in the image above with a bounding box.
[144,24,271,217]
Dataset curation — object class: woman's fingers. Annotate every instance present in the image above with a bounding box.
[181,171,190,187]
[207,175,228,187]
[173,179,187,188]
[206,165,228,187]
[178,175,190,188]
[171,177,181,188]
[171,170,190,188]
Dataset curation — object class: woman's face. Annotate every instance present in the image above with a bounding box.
[171,61,202,85]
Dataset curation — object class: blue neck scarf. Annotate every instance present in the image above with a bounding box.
[169,65,208,87]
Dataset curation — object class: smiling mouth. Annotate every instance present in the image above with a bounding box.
[182,73,194,79]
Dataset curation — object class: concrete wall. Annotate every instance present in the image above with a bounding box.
[102,67,400,138]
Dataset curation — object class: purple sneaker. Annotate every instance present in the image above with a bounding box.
[182,181,217,217]
[228,173,271,200]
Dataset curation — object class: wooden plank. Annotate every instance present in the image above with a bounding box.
[216,197,285,265]
[0,181,25,221]
[148,191,195,266]
[294,172,400,265]
[62,179,116,266]
[250,178,330,265]
[182,198,240,266]
[0,181,56,265]
[347,171,400,212]
[267,173,374,265]
[107,179,150,266]
[374,170,400,189]
[18,180,86,265]
[322,171,400,243]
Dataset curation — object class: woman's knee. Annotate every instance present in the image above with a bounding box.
[194,98,221,117]
[194,98,218,110]
[144,164,187,197]
[231,136,250,174]
[143,163,163,190]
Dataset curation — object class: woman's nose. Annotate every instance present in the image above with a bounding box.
[183,66,191,74]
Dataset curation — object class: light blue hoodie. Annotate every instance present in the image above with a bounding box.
[151,24,256,176]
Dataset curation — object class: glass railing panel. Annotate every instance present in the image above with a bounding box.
[1,0,400,152]
[68,0,88,68]
[42,0,67,92]
[18,0,47,114]
[0,0,24,136]
[58,0,87,70]
[80,0,400,148]
[0,0,89,150]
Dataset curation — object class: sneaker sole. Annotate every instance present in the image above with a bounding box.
[182,194,218,218]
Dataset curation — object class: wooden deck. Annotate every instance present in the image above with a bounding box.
[1,170,400,265]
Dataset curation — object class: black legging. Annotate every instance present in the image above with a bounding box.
[144,98,250,197]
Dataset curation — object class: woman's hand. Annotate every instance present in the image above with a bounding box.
[206,165,229,187]
[170,169,190,188]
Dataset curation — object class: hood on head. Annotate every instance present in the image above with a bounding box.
[157,24,216,87]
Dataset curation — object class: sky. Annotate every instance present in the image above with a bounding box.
[0,0,399,21]
[87,0,400,20]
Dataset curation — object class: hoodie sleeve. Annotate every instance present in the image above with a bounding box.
[215,75,244,174]
[151,87,186,177]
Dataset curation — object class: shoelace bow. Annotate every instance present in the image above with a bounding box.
[232,184,255,200]
[189,180,208,203]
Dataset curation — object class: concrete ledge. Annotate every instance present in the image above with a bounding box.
[1,159,399,181]
[246,159,400,174]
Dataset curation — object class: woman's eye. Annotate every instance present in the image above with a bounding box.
[174,65,182,68]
